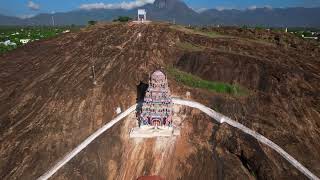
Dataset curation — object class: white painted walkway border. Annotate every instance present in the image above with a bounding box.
[37,104,137,180]
[172,98,319,180]
[37,98,319,180]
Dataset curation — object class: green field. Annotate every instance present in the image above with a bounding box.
[170,25,222,38]
[0,26,80,54]
[167,67,248,96]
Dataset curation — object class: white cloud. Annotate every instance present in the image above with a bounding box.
[194,8,207,13]
[18,14,36,19]
[27,1,40,11]
[215,6,235,11]
[248,5,257,10]
[247,5,273,10]
[215,6,225,11]
[79,0,155,10]
[264,5,273,9]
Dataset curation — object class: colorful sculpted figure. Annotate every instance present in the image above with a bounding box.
[139,70,173,128]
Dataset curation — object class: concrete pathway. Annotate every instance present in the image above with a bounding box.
[172,98,319,180]
[37,104,137,180]
[37,98,319,180]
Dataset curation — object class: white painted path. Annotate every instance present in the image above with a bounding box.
[172,98,319,180]
[37,104,137,180]
[37,98,319,180]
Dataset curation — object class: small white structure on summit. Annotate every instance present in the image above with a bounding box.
[137,9,147,22]
[132,9,150,24]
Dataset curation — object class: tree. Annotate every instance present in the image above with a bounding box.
[88,20,97,26]
[241,25,248,29]
[113,16,132,22]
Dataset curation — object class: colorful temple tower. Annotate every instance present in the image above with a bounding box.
[130,70,179,138]
[140,70,173,127]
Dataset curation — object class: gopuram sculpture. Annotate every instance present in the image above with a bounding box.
[130,70,180,138]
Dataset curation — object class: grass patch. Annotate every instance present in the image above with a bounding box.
[167,67,248,96]
[176,41,204,52]
[170,25,221,38]
[171,25,273,46]
[197,30,220,38]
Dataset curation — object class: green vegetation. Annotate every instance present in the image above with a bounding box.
[88,20,97,26]
[291,30,318,38]
[198,30,220,38]
[170,25,221,38]
[0,26,80,54]
[254,26,266,30]
[0,44,16,54]
[113,16,133,22]
[176,41,204,52]
[167,67,247,96]
[277,27,319,39]
[172,25,319,41]
[241,25,248,29]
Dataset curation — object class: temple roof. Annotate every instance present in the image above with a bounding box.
[151,70,165,77]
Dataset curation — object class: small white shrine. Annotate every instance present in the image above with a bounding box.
[131,9,151,24]
[138,9,147,22]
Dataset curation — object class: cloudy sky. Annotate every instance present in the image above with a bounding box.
[1,0,320,18]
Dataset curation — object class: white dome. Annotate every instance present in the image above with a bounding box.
[152,70,165,77]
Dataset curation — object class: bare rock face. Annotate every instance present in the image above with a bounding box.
[0,23,319,179]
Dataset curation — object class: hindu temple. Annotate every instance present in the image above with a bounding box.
[130,70,180,138]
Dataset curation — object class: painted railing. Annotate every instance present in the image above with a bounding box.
[172,98,319,180]
[37,104,137,180]
[37,98,319,180]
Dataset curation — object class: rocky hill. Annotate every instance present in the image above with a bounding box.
[0,22,319,179]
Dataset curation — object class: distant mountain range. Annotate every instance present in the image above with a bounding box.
[1,0,320,27]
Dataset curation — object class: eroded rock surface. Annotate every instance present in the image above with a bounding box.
[0,23,319,179]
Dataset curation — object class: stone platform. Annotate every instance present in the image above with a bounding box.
[131,20,152,24]
[130,126,180,138]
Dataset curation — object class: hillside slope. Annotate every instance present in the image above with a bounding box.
[0,23,319,179]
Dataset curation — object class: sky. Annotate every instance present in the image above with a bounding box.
[1,0,320,18]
